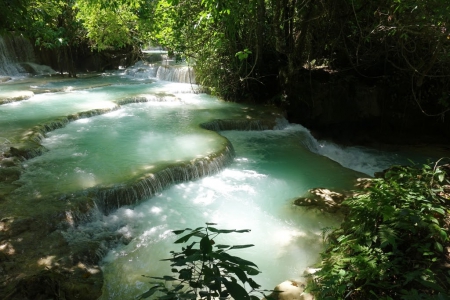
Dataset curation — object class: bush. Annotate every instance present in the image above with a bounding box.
[307,161,450,299]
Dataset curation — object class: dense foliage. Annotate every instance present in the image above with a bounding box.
[307,161,450,299]
[143,0,450,114]
[139,224,270,300]
[2,0,449,113]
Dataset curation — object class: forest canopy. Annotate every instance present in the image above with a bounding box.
[2,0,450,125]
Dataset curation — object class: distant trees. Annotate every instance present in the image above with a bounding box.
[142,0,450,119]
[1,0,449,115]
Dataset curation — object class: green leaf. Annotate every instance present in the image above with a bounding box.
[230,244,254,250]
[178,268,192,280]
[174,230,202,244]
[435,241,444,252]
[208,227,238,233]
[219,262,249,284]
[172,229,190,235]
[212,252,259,268]
[247,277,261,289]
[149,275,178,281]
[138,285,162,299]
[242,266,260,276]
[431,207,445,216]
[200,236,213,254]
[222,278,250,300]
[417,278,446,293]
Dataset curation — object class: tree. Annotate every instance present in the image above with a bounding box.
[0,0,28,33]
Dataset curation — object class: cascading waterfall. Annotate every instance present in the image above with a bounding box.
[89,142,235,215]
[0,35,31,76]
[156,65,196,83]
[0,53,438,299]
[292,124,407,176]
[0,35,55,76]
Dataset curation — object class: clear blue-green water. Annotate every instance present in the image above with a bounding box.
[0,61,439,299]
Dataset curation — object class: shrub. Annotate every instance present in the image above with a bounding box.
[307,161,450,299]
[139,223,272,299]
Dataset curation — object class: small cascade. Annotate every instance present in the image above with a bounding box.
[156,65,196,83]
[0,35,55,76]
[124,61,158,78]
[90,142,235,214]
[115,94,180,105]
[292,124,400,176]
[0,35,35,76]
[20,62,56,75]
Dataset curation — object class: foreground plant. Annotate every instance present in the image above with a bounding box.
[139,223,272,299]
[307,160,450,299]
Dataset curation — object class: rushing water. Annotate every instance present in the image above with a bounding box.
[0,50,440,299]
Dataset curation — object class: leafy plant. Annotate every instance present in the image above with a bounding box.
[138,223,273,299]
[307,160,450,299]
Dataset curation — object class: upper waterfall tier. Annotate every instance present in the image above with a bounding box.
[0,35,55,76]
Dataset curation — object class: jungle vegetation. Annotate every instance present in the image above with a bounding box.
[2,1,450,298]
[1,0,449,114]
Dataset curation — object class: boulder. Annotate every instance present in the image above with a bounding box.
[263,280,314,300]
[293,188,348,213]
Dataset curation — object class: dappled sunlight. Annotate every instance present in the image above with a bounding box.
[0,242,15,255]
[150,206,163,215]
[75,168,97,189]
[76,262,100,275]
[273,227,307,248]
[38,255,57,267]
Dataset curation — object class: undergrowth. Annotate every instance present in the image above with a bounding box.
[307,160,450,299]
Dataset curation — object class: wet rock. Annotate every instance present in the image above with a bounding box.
[294,188,348,213]
[0,167,21,182]
[263,280,313,300]
[0,157,21,168]
[8,147,29,159]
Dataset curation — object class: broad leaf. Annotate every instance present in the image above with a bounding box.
[230,244,254,250]
[222,278,250,300]
[200,236,213,254]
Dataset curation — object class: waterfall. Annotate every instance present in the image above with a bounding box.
[123,60,196,84]
[91,142,235,214]
[292,124,400,176]
[156,65,196,83]
[0,35,35,76]
[0,35,55,76]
